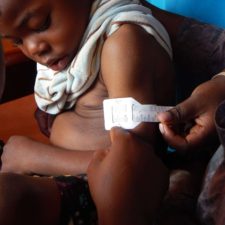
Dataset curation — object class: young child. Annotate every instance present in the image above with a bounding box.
[0,0,174,224]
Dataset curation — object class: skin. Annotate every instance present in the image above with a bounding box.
[0,0,174,176]
[142,1,225,154]
[0,128,169,225]
[88,127,169,225]
[0,0,174,224]
[142,4,225,225]
[0,0,92,71]
[157,75,225,154]
[3,1,224,225]
[0,173,61,225]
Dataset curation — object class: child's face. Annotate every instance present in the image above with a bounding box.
[0,0,92,71]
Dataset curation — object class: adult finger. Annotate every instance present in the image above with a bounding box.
[157,96,200,125]
[109,127,130,143]
[159,123,189,152]
[159,122,211,153]
[88,149,108,167]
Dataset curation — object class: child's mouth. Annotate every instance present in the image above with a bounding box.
[48,56,71,71]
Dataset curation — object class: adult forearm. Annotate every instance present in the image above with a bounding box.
[97,201,152,225]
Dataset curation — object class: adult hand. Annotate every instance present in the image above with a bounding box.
[157,76,225,155]
[87,127,169,225]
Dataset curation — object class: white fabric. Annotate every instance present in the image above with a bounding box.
[34,0,172,114]
[212,71,225,79]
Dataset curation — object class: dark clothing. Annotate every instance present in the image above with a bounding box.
[54,175,97,225]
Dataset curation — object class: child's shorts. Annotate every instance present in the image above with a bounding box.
[54,175,97,225]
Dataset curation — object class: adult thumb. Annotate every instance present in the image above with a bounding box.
[157,96,199,125]
[109,127,129,143]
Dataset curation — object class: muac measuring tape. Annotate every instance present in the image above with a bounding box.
[103,97,173,130]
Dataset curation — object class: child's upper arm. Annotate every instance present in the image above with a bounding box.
[101,23,174,142]
[102,24,150,100]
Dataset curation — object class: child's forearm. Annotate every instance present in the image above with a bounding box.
[2,136,95,176]
[31,142,95,176]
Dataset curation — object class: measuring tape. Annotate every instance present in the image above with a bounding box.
[103,97,173,130]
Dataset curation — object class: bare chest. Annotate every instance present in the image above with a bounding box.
[50,78,111,150]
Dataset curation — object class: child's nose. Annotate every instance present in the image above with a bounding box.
[24,36,50,57]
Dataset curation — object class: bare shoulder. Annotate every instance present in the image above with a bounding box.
[101,23,173,100]
[100,23,174,143]
[101,23,163,70]
[103,23,153,51]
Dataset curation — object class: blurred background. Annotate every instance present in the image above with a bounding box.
[147,0,225,28]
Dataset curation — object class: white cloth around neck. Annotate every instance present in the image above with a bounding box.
[34,0,172,114]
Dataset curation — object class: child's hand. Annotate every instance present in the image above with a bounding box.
[157,76,225,156]
[87,127,169,225]
[1,136,38,174]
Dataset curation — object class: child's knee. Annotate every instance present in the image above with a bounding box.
[0,173,33,224]
[0,173,27,199]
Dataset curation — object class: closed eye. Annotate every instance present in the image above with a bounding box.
[35,14,51,33]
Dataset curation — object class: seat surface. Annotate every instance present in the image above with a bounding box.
[0,94,49,143]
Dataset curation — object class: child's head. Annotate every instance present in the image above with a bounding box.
[0,0,92,71]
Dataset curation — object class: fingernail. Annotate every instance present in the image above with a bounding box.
[159,123,165,134]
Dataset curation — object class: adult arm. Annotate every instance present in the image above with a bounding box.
[157,75,225,155]
[101,23,174,146]
[88,127,169,225]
